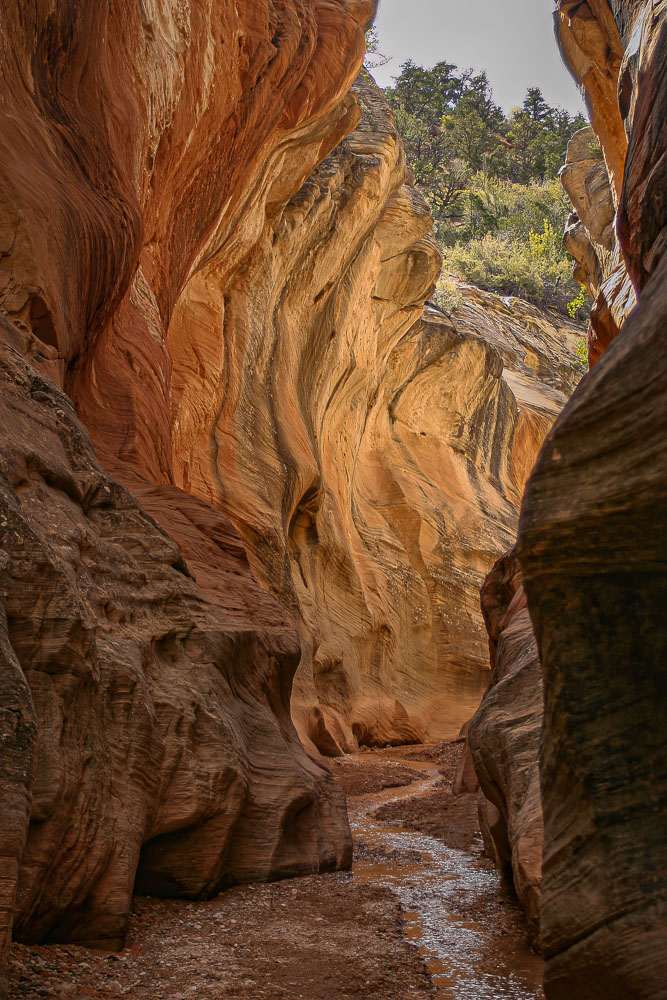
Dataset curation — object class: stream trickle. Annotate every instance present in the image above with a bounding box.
[350,758,544,1000]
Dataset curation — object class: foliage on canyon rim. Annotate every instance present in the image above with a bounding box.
[383,58,589,317]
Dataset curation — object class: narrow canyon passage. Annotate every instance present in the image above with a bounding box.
[0,2,664,998]
[348,750,543,999]
[6,744,540,1000]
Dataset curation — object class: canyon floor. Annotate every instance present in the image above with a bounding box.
[7,744,541,1000]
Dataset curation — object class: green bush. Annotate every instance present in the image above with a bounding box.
[575,338,589,372]
[383,58,591,319]
[567,285,587,318]
[442,215,581,313]
[432,277,464,314]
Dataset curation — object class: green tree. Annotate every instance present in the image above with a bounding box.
[383,61,591,316]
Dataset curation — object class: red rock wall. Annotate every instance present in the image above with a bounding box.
[0,330,350,945]
[0,2,585,995]
[0,0,373,482]
[0,2,373,995]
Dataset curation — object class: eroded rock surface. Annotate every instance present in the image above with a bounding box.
[0,0,373,992]
[0,0,584,994]
[561,125,636,363]
[0,336,350,942]
[472,2,667,996]
[532,8,667,993]
[468,553,542,946]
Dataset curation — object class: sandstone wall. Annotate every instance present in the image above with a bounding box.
[169,76,583,753]
[0,0,585,994]
[525,3,667,994]
[473,2,667,997]
[0,1,373,993]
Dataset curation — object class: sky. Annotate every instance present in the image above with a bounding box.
[371,0,586,116]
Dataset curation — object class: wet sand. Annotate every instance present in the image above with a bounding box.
[339,747,544,999]
[7,742,542,999]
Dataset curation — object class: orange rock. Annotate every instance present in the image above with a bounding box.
[560,125,636,364]
[0,3,585,996]
[0,2,372,993]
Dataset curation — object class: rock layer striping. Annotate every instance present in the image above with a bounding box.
[0,1,584,995]
[472,2,667,997]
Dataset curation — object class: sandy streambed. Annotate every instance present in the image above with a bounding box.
[7,743,541,999]
[344,751,544,999]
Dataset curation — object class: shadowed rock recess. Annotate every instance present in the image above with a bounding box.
[0,0,584,994]
[471,2,667,998]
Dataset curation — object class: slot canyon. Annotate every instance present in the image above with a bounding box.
[0,1,664,999]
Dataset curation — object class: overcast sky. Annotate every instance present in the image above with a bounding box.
[371,0,586,116]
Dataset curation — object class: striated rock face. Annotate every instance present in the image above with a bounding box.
[554,3,644,367]
[471,2,667,996]
[561,126,636,363]
[171,78,583,753]
[554,0,627,200]
[0,0,374,480]
[0,0,585,994]
[0,331,350,947]
[0,0,374,992]
[468,552,542,946]
[525,4,667,994]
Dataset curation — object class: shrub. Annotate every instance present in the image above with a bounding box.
[432,277,464,314]
[442,221,575,312]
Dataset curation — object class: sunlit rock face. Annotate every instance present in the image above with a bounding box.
[482,2,667,997]
[561,126,636,364]
[554,2,641,367]
[0,0,374,992]
[171,80,582,754]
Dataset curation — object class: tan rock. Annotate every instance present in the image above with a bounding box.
[560,125,636,364]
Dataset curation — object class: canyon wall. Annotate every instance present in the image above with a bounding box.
[177,78,583,753]
[473,2,667,997]
[0,0,584,993]
[0,1,374,993]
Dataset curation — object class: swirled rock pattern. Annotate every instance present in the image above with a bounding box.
[473,2,667,997]
[169,79,582,754]
[0,1,374,993]
[0,331,350,950]
[0,0,584,995]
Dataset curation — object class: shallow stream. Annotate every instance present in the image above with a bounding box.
[349,757,544,999]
